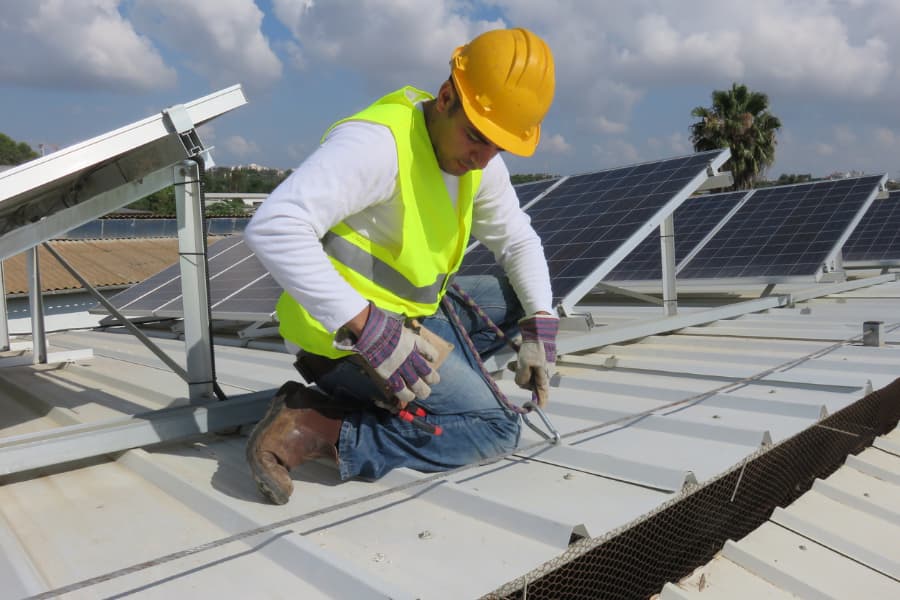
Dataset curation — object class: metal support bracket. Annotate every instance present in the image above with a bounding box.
[695,170,735,192]
[659,214,678,316]
[593,282,664,306]
[40,242,187,380]
[163,104,215,168]
[0,260,8,351]
[238,319,280,340]
[174,161,216,403]
[26,247,47,364]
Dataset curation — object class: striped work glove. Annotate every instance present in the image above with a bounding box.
[515,314,559,408]
[336,303,440,406]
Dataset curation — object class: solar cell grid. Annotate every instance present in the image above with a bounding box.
[678,175,885,280]
[459,149,726,307]
[842,190,900,264]
[106,235,248,314]
[458,178,560,272]
[605,190,750,281]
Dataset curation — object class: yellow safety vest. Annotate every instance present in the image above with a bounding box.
[276,86,483,358]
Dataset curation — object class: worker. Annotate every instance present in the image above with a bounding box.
[244,27,559,505]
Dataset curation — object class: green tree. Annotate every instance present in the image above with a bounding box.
[775,173,813,185]
[205,199,248,216]
[126,187,177,215]
[510,173,557,184]
[0,133,39,165]
[689,83,782,190]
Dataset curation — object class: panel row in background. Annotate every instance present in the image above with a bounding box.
[105,149,730,321]
[605,174,891,283]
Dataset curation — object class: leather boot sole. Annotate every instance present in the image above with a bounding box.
[246,382,297,505]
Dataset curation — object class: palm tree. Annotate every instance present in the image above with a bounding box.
[690,83,782,190]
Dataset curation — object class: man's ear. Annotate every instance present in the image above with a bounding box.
[435,80,455,113]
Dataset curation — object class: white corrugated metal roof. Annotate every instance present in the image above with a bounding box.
[659,424,900,599]
[0,275,898,598]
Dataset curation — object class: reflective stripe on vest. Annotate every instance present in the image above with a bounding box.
[322,231,448,304]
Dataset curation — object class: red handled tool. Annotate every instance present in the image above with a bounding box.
[397,403,443,435]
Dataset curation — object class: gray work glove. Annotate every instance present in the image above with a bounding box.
[514,314,559,408]
[335,303,440,406]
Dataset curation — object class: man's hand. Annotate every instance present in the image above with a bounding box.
[514,314,559,408]
[336,303,440,405]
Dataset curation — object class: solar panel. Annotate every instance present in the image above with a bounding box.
[0,86,246,262]
[510,177,562,207]
[103,235,275,319]
[677,175,887,282]
[842,190,900,266]
[459,149,730,314]
[604,190,751,281]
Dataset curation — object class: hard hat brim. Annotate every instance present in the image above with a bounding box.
[453,75,541,157]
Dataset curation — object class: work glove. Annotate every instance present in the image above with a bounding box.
[514,314,559,408]
[335,303,440,406]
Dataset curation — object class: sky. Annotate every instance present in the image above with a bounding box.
[1,0,899,181]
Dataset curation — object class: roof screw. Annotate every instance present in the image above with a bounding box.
[799,544,807,551]
[418,530,433,540]
[563,473,575,480]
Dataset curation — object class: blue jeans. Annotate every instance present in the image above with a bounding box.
[314,275,525,480]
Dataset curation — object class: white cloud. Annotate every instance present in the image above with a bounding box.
[541,133,572,154]
[815,143,836,156]
[224,135,260,157]
[874,128,897,146]
[592,139,640,167]
[833,125,857,145]
[665,132,691,155]
[618,13,743,81]
[742,7,889,97]
[271,0,504,91]
[0,0,175,91]
[590,117,628,135]
[130,0,282,92]
[495,0,892,98]
[279,40,308,70]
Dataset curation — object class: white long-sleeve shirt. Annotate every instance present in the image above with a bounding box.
[244,118,554,334]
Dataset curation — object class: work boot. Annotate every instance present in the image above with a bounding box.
[246,381,342,505]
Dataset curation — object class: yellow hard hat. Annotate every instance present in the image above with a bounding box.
[451,28,555,157]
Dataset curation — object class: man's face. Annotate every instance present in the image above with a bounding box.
[430,80,503,176]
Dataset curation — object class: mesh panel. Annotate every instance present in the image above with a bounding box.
[484,377,900,600]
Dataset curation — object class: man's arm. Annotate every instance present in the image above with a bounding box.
[244,122,398,333]
[472,157,558,406]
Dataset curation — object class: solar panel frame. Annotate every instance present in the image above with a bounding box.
[842,190,900,267]
[459,149,731,315]
[0,86,246,261]
[676,174,887,284]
